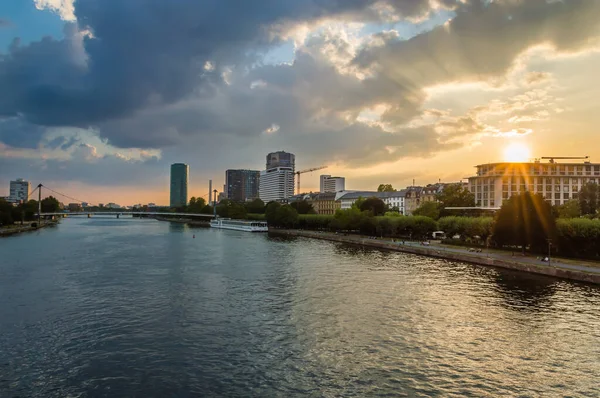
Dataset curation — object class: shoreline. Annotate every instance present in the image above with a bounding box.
[271,229,600,285]
[0,221,59,237]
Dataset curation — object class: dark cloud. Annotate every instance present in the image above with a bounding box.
[0,0,599,175]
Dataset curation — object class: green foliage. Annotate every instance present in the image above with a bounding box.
[436,183,476,217]
[412,201,441,220]
[296,214,334,230]
[556,218,600,258]
[216,199,247,219]
[245,199,265,214]
[187,197,207,213]
[555,199,581,219]
[274,205,298,228]
[290,199,316,215]
[377,184,396,192]
[578,182,598,216]
[438,216,494,243]
[492,192,557,253]
[247,213,266,221]
[41,196,60,213]
[265,201,282,225]
[360,197,386,216]
[351,197,366,211]
[0,198,14,226]
[384,211,402,217]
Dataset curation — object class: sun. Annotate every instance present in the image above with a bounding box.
[503,142,531,162]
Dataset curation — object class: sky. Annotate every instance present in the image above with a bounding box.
[1,0,599,206]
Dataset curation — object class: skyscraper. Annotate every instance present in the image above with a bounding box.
[170,163,189,207]
[226,169,260,202]
[320,175,345,193]
[9,178,30,203]
[259,151,295,202]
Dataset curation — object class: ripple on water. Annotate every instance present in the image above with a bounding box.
[1,220,600,397]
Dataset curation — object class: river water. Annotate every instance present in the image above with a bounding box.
[1,217,599,397]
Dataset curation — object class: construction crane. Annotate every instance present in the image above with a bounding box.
[296,166,327,195]
[541,156,589,164]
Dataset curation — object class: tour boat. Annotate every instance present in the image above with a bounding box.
[210,218,268,232]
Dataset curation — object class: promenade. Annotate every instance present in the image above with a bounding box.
[272,229,600,284]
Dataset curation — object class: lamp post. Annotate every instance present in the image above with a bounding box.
[547,239,552,266]
[213,189,218,218]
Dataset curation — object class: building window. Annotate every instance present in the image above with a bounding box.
[545,193,552,200]
[502,192,509,199]
[555,193,561,200]
[563,193,570,200]
[537,185,543,192]
[490,200,495,207]
[546,185,552,192]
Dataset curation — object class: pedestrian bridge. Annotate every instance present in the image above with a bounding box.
[39,212,214,218]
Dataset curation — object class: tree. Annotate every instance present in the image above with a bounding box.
[377,184,396,192]
[216,199,247,219]
[41,196,60,213]
[290,200,315,215]
[412,201,441,220]
[245,198,265,214]
[436,183,475,216]
[265,201,282,225]
[556,199,581,219]
[492,192,557,253]
[579,182,598,216]
[360,197,386,216]
[351,197,366,211]
[0,198,14,226]
[275,205,298,228]
[188,197,207,213]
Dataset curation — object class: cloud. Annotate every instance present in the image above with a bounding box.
[34,0,76,21]
[1,0,599,190]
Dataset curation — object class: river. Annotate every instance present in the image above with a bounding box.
[1,217,599,397]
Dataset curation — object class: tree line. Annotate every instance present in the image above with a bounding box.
[0,196,61,226]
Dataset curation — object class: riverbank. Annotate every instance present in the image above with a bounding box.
[0,220,59,237]
[155,217,211,227]
[271,229,600,285]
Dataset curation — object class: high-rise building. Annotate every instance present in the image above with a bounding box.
[468,159,600,209]
[226,169,260,202]
[320,175,345,193]
[170,163,189,207]
[259,151,295,202]
[266,151,295,170]
[9,178,30,203]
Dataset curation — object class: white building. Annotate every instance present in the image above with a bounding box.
[337,190,407,214]
[9,178,30,203]
[320,175,346,193]
[259,167,295,202]
[468,159,600,209]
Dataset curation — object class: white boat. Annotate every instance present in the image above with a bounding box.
[210,218,268,232]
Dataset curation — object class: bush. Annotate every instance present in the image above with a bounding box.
[556,218,600,258]
[438,216,493,243]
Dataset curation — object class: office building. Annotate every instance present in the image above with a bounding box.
[468,159,600,209]
[259,151,295,202]
[226,169,260,202]
[170,163,189,207]
[9,178,30,204]
[320,175,345,193]
[266,151,295,170]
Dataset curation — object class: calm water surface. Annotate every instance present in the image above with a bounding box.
[1,218,599,397]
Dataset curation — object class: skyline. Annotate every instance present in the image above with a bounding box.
[1,1,600,205]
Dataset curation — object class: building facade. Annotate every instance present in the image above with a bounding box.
[226,169,260,202]
[337,190,406,214]
[259,151,295,203]
[170,163,189,207]
[259,167,295,203]
[266,151,295,170]
[310,192,341,215]
[404,187,422,216]
[320,175,345,193]
[9,178,30,204]
[468,160,600,209]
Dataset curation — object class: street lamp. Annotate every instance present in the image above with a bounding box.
[547,238,552,266]
[213,189,218,217]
